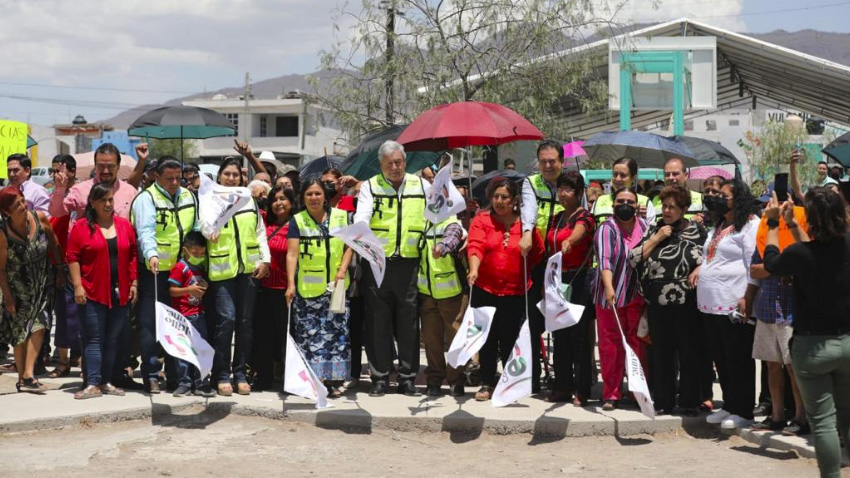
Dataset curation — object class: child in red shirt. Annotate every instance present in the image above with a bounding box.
[168,231,212,397]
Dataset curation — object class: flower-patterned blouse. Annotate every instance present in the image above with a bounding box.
[629,220,707,306]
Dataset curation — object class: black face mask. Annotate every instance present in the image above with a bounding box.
[322,182,338,201]
[256,197,268,209]
[614,204,636,221]
[704,195,730,216]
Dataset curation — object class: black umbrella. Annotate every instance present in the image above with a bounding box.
[470,169,526,204]
[822,131,850,167]
[668,135,740,166]
[298,155,345,181]
[342,124,442,180]
[128,105,236,165]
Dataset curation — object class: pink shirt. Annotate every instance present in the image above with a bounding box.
[49,179,137,221]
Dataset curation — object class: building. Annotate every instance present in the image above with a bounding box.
[182,93,343,168]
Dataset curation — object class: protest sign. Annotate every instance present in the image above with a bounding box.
[331,221,386,287]
[0,120,28,180]
[284,332,330,409]
[492,319,532,407]
[155,302,214,379]
[424,157,466,224]
[198,174,252,236]
[446,304,496,368]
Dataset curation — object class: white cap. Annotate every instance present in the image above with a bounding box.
[258,151,276,160]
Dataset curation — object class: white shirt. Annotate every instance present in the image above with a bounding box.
[696,216,760,314]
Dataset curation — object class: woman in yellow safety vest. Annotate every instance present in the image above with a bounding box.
[591,157,656,224]
[286,179,354,398]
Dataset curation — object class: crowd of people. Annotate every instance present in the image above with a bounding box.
[1,137,849,477]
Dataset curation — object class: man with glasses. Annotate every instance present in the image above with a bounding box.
[182,164,201,194]
[6,153,50,216]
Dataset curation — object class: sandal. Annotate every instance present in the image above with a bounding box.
[237,382,251,396]
[48,362,71,378]
[327,386,342,399]
[474,386,493,401]
[74,385,102,400]
[218,383,233,396]
[16,377,47,394]
[101,383,125,396]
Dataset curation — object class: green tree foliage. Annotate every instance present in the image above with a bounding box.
[740,122,815,187]
[312,0,623,146]
[149,138,197,161]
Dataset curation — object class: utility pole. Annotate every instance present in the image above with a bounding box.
[384,1,395,126]
[243,72,251,171]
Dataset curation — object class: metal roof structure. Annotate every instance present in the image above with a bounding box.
[546,18,850,138]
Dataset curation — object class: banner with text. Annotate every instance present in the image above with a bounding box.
[332,221,386,287]
[198,174,253,236]
[424,157,466,224]
[284,332,330,409]
[492,319,532,407]
[0,120,28,180]
[613,308,655,418]
[447,304,496,369]
[155,302,214,379]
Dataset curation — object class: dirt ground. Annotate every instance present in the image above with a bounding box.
[0,407,826,477]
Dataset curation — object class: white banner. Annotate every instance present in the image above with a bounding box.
[198,173,253,236]
[446,304,496,368]
[612,308,655,419]
[492,319,532,407]
[154,302,214,379]
[536,252,583,332]
[424,157,466,224]
[331,221,386,287]
[284,332,330,409]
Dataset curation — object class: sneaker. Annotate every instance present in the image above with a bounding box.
[193,385,215,398]
[782,420,811,436]
[172,385,192,397]
[450,382,465,397]
[721,414,754,429]
[753,402,772,417]
[751,418,786,431]
[426,385,443,397]
[145,379,161,395]
[706,409,732,424]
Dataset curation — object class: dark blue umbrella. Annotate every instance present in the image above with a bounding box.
[298,155,345,181]
[823,131,850,168]
[470,169,526,204]
[668,135,739,166]
[583,131,698,169]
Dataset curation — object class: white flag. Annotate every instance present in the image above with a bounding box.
[446,304,496,368]
[612,308,655,419]
[331,221,386,287]
[492,319,532,407]
[424,157,466,224]
[198,173,253,236]
[535,252,583,332]
[155,302,215,379]
[284,332,330,409]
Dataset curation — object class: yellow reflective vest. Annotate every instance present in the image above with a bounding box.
[417,217,464,300]
[652,189,704,220]
[130,184,198,271]
[293,208,350,299]
[591,192,652,222]
[368,173,426,258]
[528,173,564,244]
[207,202,262,282]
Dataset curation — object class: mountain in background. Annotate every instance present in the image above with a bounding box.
[103,28,850,128]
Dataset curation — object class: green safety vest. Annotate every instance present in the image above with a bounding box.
[130,184,198,271]
[591,192,652,222]
[368,173,426,259]
[293,208,350,299]
[417,217,464,300]
[651,190,704,220]
[207,202,262,282]
[529,173,564,246]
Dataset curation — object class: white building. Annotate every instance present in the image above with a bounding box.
[183,94,344,167]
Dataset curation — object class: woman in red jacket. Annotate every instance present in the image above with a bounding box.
[67,183,138,399]
[467,178,544,401]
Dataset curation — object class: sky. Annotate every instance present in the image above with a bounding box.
[1,0,849,126]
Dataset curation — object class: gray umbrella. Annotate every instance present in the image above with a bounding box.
[128,105,236,165]
[583,131,698,169]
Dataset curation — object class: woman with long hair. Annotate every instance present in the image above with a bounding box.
[697,178,761,429]
[66,183,138,399]
[467,178,545,401]
[250,185,295,391]
[286,179,353,398]
[762,188,850,477]
[0,188,63,393]
[590,158,656,223]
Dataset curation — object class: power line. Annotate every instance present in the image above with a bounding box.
[0,80,194,95]
[631,0,850,22]
[0,93,148,110]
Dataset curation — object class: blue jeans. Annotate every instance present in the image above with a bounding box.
[137,264,172,382]
[174,313,209,389]
[81,299,129,386]
[210,275,257,384]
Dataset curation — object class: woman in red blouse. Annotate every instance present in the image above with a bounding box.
[251,184,294,391]
[545,171,596,405]
[67,183,138,399]
[467,178,544,401]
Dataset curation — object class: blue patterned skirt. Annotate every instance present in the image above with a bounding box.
[293,292,350,381]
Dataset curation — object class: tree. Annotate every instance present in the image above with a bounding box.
[149,138,198,162]
[740,121,816,187]
[312,0,625,145]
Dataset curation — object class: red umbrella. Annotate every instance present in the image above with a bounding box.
[397,101,544,151]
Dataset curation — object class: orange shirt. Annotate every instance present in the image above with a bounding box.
[756,206,808,256]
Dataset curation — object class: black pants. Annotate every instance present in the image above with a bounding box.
[363,258,420,384]
[528,262,546,392]
[250,287,288,390]
[552,269,593,399]
[703,312,756,419]
[647,293,701,410]
[137,265,172,383]
[349,295,365,380]
[470,286,526,388]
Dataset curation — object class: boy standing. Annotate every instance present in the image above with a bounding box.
[169,232,213,397]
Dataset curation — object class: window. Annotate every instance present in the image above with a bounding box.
[225,113,239,136]
[276,116,299,137]
[728,119,740,127]
[705,120,717,131]
[259,116,267,138]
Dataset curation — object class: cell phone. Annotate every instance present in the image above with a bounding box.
[774,173,789,202]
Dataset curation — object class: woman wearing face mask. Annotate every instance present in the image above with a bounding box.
[591,158,656,223]
[593,187,649,411]
[250,185,295,391]
[629,185,707,415]
[697,176,726,229]
[697,178,761,430]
